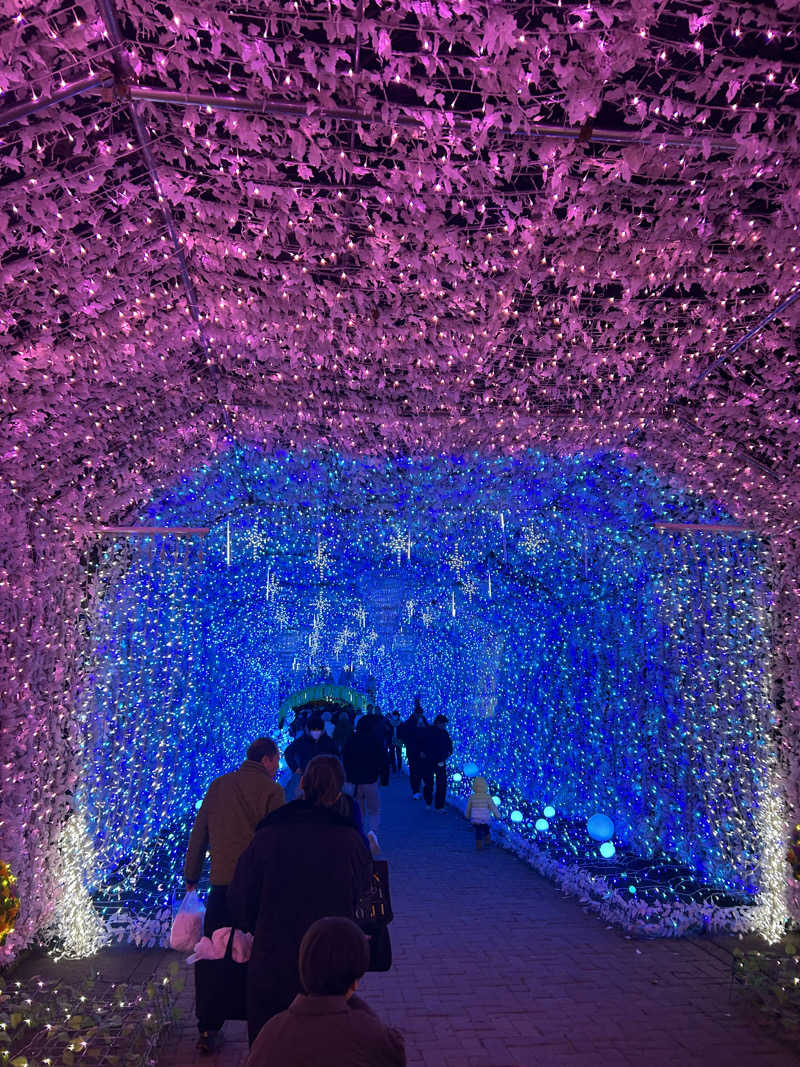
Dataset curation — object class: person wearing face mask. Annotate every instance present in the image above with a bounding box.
[285,716,338,800]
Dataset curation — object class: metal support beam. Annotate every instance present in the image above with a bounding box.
[88,526,210,535]
[94,0,248,495]
[692,283,800,388]
[653,521,749,534]
[125,85,738,151]
[95,0,208,353]
[0,74,111,128]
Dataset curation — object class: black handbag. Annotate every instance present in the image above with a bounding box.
[194,927,248,1023]
[355,860,393,972]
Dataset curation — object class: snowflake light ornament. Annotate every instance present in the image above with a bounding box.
[243,523,269,559]
[333,626,353,657]
[404,598,415,622]
[355,604,367,628]
[463,575,477,601]
[314,536,333,579]
[521,523,546,559]
[273,603,289,630]
[445,542,468,581]
[312,591,330,618]
[421,606,435,629]
[388,527,408,565]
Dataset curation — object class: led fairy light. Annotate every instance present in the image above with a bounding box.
[45,812,108,960]
[6,444,794,956]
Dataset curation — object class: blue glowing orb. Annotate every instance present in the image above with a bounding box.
[586,814,615,842]
[599,841,616,859]
[463,762,480,777]
[492,796,501,807]
[628,885,637,894]
[535,818,549,832]
[543,805,556,819]
[510,810,524,824]
[452,772,462,783]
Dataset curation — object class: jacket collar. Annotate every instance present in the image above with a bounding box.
[257,798,353,831]
[288,994,351,1017]
[240,759,270,774]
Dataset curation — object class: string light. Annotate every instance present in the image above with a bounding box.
[54,449,789,945]
[2,0,799,960]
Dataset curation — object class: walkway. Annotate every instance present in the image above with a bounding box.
[13,777,799,1065]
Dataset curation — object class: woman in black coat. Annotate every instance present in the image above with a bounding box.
[229,755,372,1045]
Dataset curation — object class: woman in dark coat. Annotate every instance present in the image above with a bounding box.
[229,755,372,1045]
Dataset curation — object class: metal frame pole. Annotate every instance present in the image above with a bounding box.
[125,85,738,152]
[95,0,207,351]
[0,75,111,128]
[87,526,210,535]
[692,285,800,388]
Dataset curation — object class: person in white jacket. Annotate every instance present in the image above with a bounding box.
[465,776,500,849]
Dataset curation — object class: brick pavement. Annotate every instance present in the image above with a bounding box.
[157,776,799,1066]
[13,776,800,1066]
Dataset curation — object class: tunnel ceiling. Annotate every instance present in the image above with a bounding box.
[0,0,799,537]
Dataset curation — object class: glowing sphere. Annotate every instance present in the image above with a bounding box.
[452,772,462,783]
[543,805,556,819]
[510,810,524,824]
[492,796,501,807]
[463,762,480,777]
[599,841,616,859]
[628,885,637,894]
[534,818,549,832]
[586,814,615,842]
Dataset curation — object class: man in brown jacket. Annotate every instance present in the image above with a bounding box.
[184,737,284,1053]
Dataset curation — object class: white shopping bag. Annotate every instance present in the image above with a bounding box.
[169,890,205,952]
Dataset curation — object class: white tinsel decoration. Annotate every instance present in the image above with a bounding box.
[46,813,109,960]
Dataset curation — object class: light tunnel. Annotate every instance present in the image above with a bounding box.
[60,445,784,953]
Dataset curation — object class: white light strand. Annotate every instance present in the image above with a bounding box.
[754,763,790,944]
[46,814,109,960]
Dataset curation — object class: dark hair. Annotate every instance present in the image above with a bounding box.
[307,716,324,731]
[301,755,344,806]
[434,714,448,726]
[299,917,369,995]
[247,737,278,762]
[356,716,372,734]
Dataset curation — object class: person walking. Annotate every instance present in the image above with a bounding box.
[184,737,284,1054]
[332,709,354,754]
[388,711,403,773]
[229,755,372,1046]
[342,716,389,847]
[245,917,406,1066]
[419,714,453,813]
[465,776,500,849]
[398,701,428,799]
[284,715,338,799]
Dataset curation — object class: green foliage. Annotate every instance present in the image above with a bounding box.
[732,937,800,1031]
[0,970,178,1066]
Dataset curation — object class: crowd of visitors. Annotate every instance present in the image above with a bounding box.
[181,694,456,1064]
